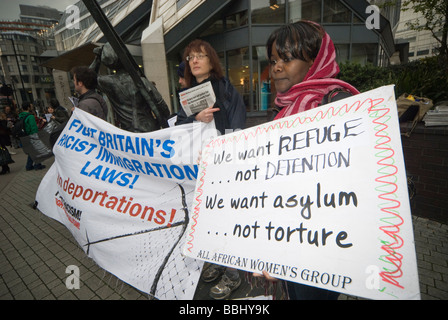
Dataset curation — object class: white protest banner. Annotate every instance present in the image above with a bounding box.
[36,108,216,299]
[183,85,420,300]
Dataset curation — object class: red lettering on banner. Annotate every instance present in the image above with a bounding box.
[56,173,176,227]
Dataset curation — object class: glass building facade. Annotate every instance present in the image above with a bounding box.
[49,0,395,119]
[165,0,395,116]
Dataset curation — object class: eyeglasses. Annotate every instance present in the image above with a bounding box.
[186,54,208,62]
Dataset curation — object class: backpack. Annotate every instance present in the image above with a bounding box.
[321,88,353,105]
[11,114,32,138]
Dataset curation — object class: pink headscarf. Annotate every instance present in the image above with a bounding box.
[274,29,360,120]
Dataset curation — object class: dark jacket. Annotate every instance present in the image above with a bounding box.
[78,90,108,121]
[0,119,11,147]
[52,105,71,124]
[176,77,246,134]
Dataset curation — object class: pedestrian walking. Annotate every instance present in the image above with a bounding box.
[18,101,46,171]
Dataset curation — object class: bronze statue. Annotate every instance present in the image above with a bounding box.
[90,43,170,132]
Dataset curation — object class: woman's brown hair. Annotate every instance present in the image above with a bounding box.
[182,39,224,87]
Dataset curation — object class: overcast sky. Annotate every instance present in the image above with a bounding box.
[0,0,78,21]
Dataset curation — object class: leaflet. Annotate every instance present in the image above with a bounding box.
[178,81,216,116]
[69,96,79,107]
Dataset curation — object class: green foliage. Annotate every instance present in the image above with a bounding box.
[337,62,395,93]
[338,57,448,104]
[381,0,448,58]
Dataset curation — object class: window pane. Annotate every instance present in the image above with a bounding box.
[323,0,351,23]
[288,0,321,23]
[251,0,285,24]
[334,44,349,64]
[176,0,188,10]
[253,46,272,111]
[227,47,250,112]
[226,10,248,29]
[200,19,224,37]
[222,47,273,112]
[351,44,377,65]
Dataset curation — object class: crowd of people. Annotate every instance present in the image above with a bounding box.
[1,20,359,300]
[0,98,71,174]
[0,64,104,175]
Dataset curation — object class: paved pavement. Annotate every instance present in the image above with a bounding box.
[1,148,447,300]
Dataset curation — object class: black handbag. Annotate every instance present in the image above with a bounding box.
[0,146,14,166]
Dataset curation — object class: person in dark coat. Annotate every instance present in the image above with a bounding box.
[176,39,247,300]
[4,105,19,150]
[49,98,70,124]
[175,39,246,135]
[18,102,46,171]
[0,112,13,174]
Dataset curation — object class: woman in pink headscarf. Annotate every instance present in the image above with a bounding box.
[268,20,359,121]
[256,21,360,300]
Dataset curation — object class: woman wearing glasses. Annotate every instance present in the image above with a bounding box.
[175,39,246,135]
[176,39,246,300]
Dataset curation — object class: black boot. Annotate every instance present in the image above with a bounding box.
[0,165,10,175]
